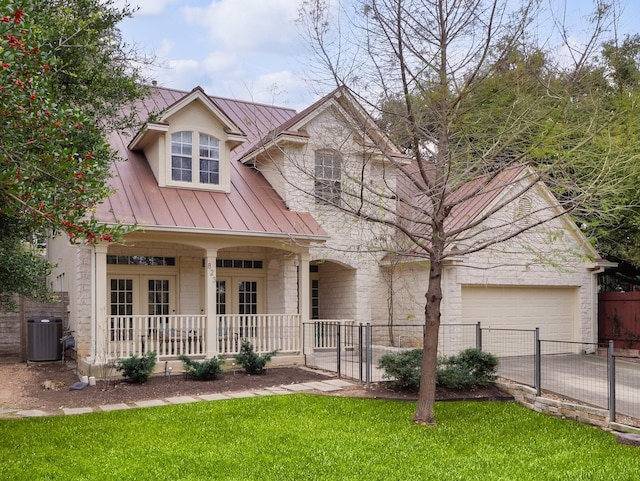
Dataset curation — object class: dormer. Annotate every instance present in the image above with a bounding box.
[128,87,246,193]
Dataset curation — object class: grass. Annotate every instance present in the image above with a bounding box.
[1,396,639,480]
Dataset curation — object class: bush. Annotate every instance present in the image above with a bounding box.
[437,348,498,389]
[235,340,278,375]
[377,349,422,390]
[179,355,224,381]
[377,347,499,391]
[115,351,157,384]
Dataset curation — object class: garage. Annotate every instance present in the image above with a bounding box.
[461,286,578,356]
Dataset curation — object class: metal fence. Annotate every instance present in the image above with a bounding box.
[302,322,640,424]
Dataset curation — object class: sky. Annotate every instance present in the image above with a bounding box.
[117,0,640,111]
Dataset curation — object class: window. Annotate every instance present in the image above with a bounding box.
[170,131,221,186]
[315,150,341,205]
[199,133,220,184]
[171,131,192,182]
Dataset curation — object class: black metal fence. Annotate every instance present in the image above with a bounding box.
[302,321,640,424]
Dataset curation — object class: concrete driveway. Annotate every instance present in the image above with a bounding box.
[498,353,640,421]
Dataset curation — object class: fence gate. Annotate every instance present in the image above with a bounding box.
[302,321,373,384]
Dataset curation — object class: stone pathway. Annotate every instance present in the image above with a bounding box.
[0,379,355,419]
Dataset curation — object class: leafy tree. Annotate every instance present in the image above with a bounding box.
[297,0,629,425]
[0,0,146,310]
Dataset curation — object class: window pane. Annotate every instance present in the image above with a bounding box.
[199,133,220,184]
[171,131,193,182]
[315,151,341,204]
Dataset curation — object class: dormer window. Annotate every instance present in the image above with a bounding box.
[199,133,220,184]
[171,131,193,182]
[170,131,221,186]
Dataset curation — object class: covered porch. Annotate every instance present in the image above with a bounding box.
[86,232,315,370]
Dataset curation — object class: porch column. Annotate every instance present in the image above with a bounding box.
[298,251,310,325]
[93,243,108,362]
[205,249,218,358]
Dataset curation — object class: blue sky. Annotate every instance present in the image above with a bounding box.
[117,0,640,111]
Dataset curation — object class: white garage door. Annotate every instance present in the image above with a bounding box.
[461,286,578,356]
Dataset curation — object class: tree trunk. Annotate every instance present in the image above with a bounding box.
[413,258,443,425]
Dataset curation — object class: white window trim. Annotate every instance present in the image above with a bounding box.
[165,129,230,193]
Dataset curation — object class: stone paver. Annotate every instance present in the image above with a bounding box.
[166,396,198,404]
[227,391,255,398]
[304,381,344,392]
[63,407,94,415]
[281,383,313,392]
[323,379,355,387]
[100,403,131,412]
[15,409,48,417]
[8,377,353,418]
[198,393,230,401]
[135,399,167,408]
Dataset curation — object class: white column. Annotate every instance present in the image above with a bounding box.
[205,249,218,358]
[298,251,310,325]
[93,244,108,363]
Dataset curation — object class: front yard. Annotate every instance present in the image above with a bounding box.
[1,395,638,480]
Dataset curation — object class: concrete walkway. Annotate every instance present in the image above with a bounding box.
[0,379,355,419]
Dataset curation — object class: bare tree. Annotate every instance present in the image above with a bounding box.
[289,0,628,425]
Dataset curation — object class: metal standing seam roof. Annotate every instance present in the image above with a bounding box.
[94,86,328,240]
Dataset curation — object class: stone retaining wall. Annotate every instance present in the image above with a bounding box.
[495,380,640,436]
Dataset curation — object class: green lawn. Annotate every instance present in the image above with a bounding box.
[1,395,638,480]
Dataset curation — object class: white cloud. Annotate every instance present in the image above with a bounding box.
[183,0,302,53]
[202,51,239,75]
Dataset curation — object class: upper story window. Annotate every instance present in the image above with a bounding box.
[315,150,341,205]
[170,131,221,185]
[199,133,220,184]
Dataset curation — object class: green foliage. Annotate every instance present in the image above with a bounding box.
[234,340,277,375]
[377,348,422,390]
[115,351,156,384]
[0,0,146,307]
[378,347,498,391]
[179,354,224,381]
[437,348,499,389]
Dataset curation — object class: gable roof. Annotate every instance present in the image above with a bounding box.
[94,86,327,240]
[238,87,410,165]
[394,162,599,259]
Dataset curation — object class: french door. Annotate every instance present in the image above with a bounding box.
[109,276,176,337]
[216,277,263,338]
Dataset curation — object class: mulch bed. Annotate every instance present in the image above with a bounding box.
[2,361,511,413]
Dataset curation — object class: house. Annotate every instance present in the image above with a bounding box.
[47,85,607,375]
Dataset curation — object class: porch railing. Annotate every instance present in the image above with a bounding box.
[217,314,300,355]
[105,314,301,361]
[106,315,207,360]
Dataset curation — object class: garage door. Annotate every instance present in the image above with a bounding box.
[461,286,577,356]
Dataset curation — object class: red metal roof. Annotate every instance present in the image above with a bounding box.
[95,86,327,240]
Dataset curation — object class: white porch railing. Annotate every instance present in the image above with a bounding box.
[217,314,300,355]
[106,315,207,360]
[105,314,301,361]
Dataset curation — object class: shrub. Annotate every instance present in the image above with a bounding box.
[377,349,422,390]
[115,351,157,384]
[179,355,224,381]
[437,348,498,389]
[235,340,278,375]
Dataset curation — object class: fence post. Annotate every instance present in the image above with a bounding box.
[366,323,372,389]
[535,327,541,396]
[476,322,482,351]
[358,323,363,383]
[608,340,616,423]
[336,323,341,379]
